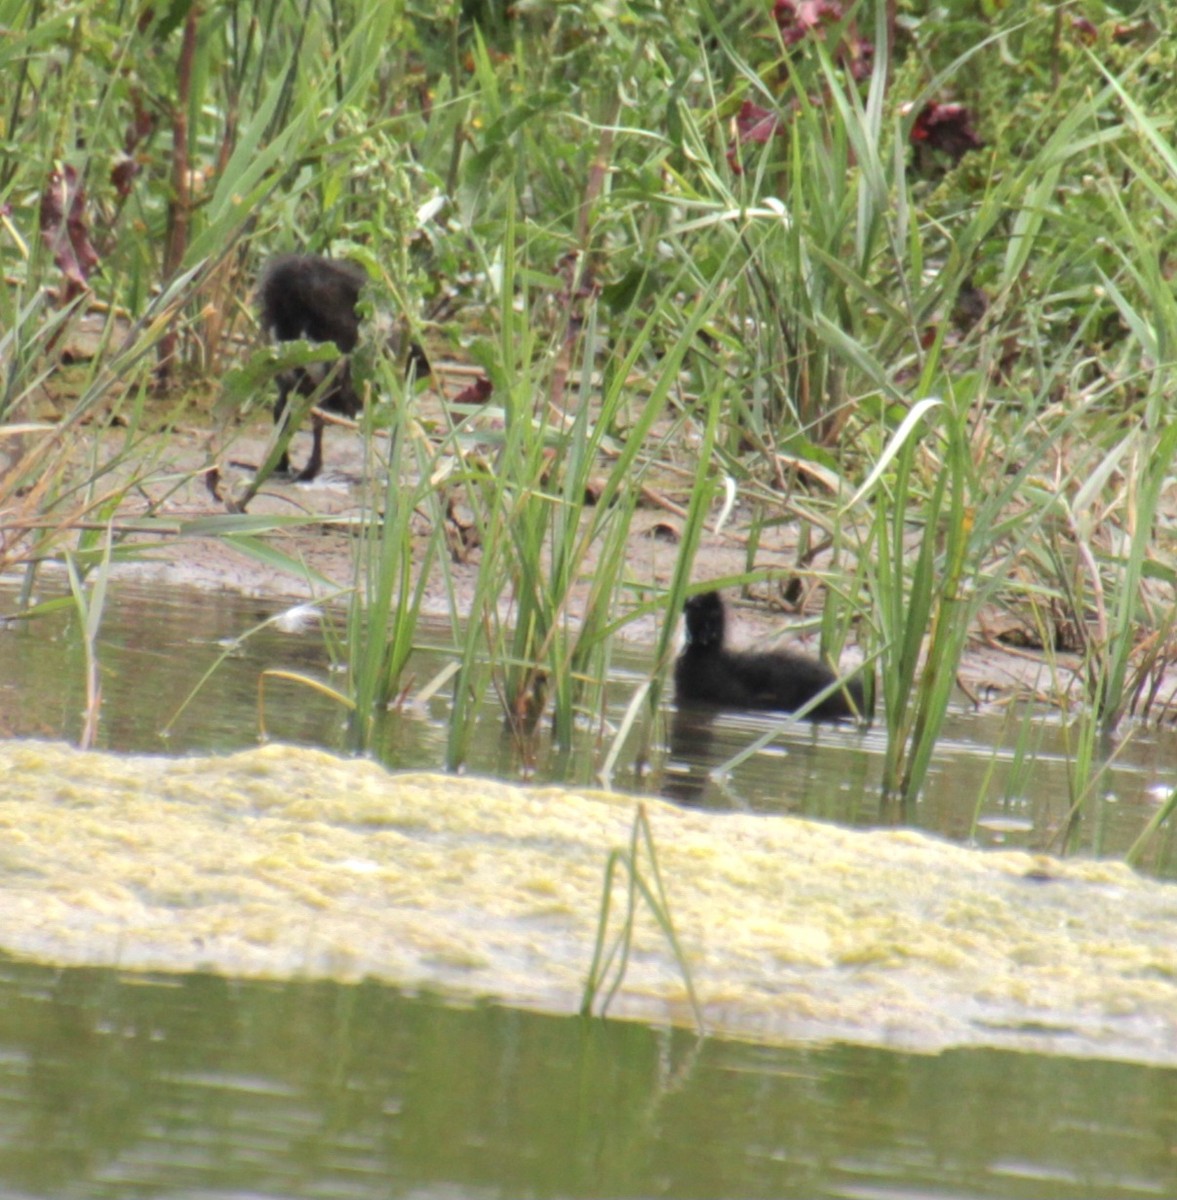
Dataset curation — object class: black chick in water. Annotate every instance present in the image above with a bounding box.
[674,591,866,721]
[258,253,429,481]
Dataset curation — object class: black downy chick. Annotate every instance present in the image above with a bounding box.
[674,591,865,721]
[258,253,429,480]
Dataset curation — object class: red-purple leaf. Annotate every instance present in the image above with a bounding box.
[111,89,155,197]
[453,375,494,405]
[40,164,100,301]
[111,155,140,198]
[773,0,844,47]
[1071,16,1098,44]
[910,102,983,163]
[727,100,782,173]
[736,100,781,146]
[844,35,874,81]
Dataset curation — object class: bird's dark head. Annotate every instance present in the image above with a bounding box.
[683,590,726,649]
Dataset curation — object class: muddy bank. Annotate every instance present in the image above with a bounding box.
[60,418,1081,701]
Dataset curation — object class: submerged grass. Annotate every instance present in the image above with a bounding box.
[62,525,113,751]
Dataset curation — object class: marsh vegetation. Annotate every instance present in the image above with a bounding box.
[3,0,1177,865]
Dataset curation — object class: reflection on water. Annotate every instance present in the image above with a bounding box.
[665,704,879,821]
[1,574,1175,876]
[0,955,1173,1200]
[3,579,1177,1199]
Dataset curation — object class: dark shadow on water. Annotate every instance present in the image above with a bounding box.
[664,706,722,808]
[662,701,881,823]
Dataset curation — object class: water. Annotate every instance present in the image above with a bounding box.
[0,956,1172,1200]
[2,575,1176,1199]
[2,575,1174,876]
